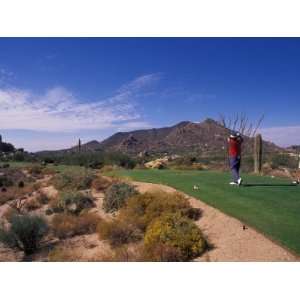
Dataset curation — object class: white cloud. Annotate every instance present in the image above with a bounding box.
[116,121,153,131]
[0,74,159,132]
[260,126,300,147]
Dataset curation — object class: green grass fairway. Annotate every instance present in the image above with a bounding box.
[112,169,300,255]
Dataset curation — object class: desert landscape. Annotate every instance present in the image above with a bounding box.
[1,118,299,262]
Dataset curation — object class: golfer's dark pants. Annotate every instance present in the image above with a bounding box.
[229,156,241,182]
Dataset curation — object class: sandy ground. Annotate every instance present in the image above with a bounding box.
[133,181,299,262]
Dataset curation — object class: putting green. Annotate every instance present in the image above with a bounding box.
[112,169,300,256]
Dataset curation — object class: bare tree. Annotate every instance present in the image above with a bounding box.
[219,113,265,138]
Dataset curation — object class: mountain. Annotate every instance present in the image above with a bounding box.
[36,118,283,157]
[70,140,101,152]
[97,118,283,156]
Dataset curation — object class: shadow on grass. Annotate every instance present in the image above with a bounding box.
[242,183,299,187]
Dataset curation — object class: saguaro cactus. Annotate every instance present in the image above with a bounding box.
[254,134,262,173]
[78,138,81,152]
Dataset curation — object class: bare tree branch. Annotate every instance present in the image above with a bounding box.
[218,113,265,138]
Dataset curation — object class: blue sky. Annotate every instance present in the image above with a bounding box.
[0,38,300,151]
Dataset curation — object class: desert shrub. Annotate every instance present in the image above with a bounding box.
[14,152,25,161]
[24,197,42,211]
[0,187,16,205]
[45,208,54,216]
[141,242,183,262]
[41,167,56,176]
[2,207,18,222]
[144,213,206,261]
[118,156,137,169]
[36,192,50,205]
[100,165,116,173]
[119,192,199,232]
[50,191,95,215]
[103,182,138,213]
[27,165,44,176]
[48,246,81,262]
[51,171,95,191]
[97,219,142,247]
[91,176,111,191]
[0,184,35,205]
[98,244,146,262]
[0,214,48,255]
[52,212,101,239]
[181,207,202,221]
[51,173,73,190]
[18,181,25,188]
[0,175,14,187]
[270,154,297,169]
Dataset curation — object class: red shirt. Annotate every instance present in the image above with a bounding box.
[228,138,242,157]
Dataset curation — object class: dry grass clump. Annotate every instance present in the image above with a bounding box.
[0,167,36,205]
[91,176,112,191]
[98,244,144,262]
[51,212,101,239]
[24,197,42,211]
[48,246,82,262]
[0,184,36,205]
[23,190,50,212]
[141,243,183,262]
[97,218,142,247]
[27,165,43,175]
[0,168,25,188]
[144,213,206,261]
[36,191,50,205]
[26,164,54,179]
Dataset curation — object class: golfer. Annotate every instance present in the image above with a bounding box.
[228,132,243,186]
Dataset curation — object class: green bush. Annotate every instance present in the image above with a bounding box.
[0,214,48,255]
[103,182,138,213]
[144,213,206,261]
[51,191,95,215]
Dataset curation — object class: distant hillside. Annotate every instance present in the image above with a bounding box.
[98,118,283,156]
[36,118,284,157]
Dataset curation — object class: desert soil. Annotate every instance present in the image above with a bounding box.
[133,181,299,262]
